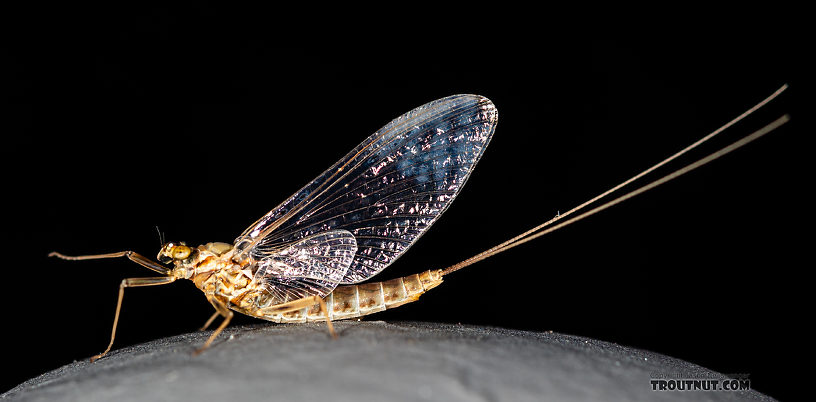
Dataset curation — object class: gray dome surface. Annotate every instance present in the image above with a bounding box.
[2,321,772,401]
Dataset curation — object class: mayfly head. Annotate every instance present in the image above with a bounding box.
[158,242,196,265]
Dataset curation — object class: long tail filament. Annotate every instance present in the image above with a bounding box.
[441,85,789,276]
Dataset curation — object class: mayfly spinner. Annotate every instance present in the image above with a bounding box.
[51,89,789,362]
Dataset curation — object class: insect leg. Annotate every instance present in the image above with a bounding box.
[91,276,177,362]
[261,296,336,338]
[49,250,171,275]
[199,311,220,331]
[195,296,233,355]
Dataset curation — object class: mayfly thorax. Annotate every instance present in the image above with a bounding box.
[50,88,789,362]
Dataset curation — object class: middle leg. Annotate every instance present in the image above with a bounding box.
[195,296,233,355]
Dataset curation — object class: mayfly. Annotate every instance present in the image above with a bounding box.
[50,88,789,362]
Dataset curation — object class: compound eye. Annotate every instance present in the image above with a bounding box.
[172,245,192,260]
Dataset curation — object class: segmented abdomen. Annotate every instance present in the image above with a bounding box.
[262,270,443,323]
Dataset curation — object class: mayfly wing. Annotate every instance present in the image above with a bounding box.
[234,95,498,284]
[253,229,357,303]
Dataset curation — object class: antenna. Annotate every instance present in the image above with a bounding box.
[155,226,165,246]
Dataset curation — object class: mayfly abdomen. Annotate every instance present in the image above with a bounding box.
[258,270,443,323]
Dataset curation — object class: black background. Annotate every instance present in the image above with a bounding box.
[4,6,805,400]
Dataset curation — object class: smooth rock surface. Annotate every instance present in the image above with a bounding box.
[2,322,772,401]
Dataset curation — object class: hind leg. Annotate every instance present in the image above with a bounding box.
[260,296,336,338]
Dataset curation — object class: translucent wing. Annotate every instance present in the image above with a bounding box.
[252,229,357,303]
[235,95,498,284]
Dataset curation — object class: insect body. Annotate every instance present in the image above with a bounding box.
[51,88,788,362]
[160,240,443,324]
[51,94,496,360]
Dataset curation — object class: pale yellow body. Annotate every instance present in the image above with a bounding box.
[258,270,443,323]
[177,242,443,324]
